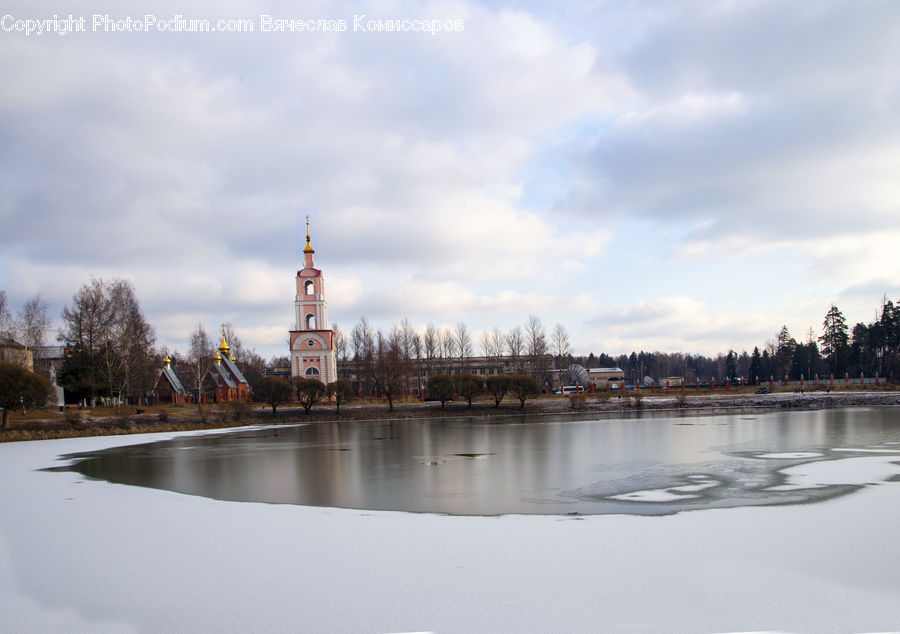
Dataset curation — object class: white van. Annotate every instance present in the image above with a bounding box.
[554,385,585,395]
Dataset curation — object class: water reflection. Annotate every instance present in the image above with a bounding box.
[59,408,900,515]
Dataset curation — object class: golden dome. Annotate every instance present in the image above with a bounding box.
[303,215,315,254]
[214,350,222,363]
[218,326,231,354]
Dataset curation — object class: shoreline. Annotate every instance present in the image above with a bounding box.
[2,388,899,442]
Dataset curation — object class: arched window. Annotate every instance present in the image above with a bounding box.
[306,313,316,329]
[305,367,320,376]
[304,280,314,295]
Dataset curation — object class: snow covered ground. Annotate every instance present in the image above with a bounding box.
[2,425,900,633]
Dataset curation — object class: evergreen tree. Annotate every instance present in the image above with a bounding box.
[749,347,762,383]
[819,304,849,377]
[774,326,797,379]
[725,350,737,381]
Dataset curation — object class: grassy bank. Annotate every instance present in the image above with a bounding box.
[2,385,899,443]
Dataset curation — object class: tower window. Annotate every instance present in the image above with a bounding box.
[306,313,316,329]
[304,280,314,295]
[305,367,320,376]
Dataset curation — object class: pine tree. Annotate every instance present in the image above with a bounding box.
[749,346,762,382]
[819,304,849,377]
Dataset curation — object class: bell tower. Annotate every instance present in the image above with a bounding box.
[289,217,336,383]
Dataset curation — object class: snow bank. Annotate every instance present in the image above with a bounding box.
[2,428,900,633]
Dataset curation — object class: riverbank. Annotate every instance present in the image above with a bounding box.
[2,386,899,442]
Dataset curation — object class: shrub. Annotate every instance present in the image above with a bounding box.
[675,393,688,408]
[632,393,644,409]
[485,375,512,408]
[327,379,354,414]
[158,409,169,423]
[64,408,83,427]
[509,375,539,409]
[228,400,251,422]
[292,377,327,414]
[253,376,294,416]
[0,362,52,428]
[114,405,132,427]
[569,394,586,411]
[453,373,482,408]
[426,375,454,408]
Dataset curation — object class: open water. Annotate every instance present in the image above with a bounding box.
[60,407,900,515]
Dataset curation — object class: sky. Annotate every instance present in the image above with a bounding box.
[2,0,899,360]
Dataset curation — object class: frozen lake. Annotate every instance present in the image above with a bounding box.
[60,407,900,515]
[3,406,900,632]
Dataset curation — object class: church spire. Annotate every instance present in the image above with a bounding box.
[218,325,231,356]
[303,215,315,254]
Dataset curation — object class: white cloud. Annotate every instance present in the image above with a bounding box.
[1,0,898,361]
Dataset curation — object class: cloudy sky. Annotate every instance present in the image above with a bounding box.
[2,0,899,360]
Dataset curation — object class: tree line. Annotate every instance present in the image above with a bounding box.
[2,280,272,407]
[3,279,899,416]
[333,298,900,396]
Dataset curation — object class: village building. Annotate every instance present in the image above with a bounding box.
[154,353,186,404]
[0,338,34,371]
[289,219,336,384]
[208,333,250,402]
[588,367,626,389]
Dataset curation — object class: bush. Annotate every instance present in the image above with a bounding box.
[632,393,644,409]
[253,376,294,416]
[426,374,454,408]
[64,408,83,427]
[158,408,169,423]
[327,379,354,414]
[675,393,688,408]
[228,400,251,422]
[569,394,586,411]
[292,377,327,414]
[114,405,132,427]
[509,374,539,409]
[453,373,482,408]
[0,362,52,428]
[485,375,512,408]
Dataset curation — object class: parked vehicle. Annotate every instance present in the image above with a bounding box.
[554,385,585,395]
[755,387,771,394]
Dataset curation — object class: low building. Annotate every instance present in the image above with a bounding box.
[154,353,186,404]
[33,346,66,408]
[588,367,625,389]
[207,333,250,402]
[0,338,34,371]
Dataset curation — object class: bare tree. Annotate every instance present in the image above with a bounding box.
[480,330,492,358]
[551,323,571,367]
[188,323,215,409]
[332,323,348,365]
[371,327,408,411]
[455,322,472,361]
[423,322,438,377]
[525,314,549,378]
[351,317,375,396]
[441,326,456,358]
[398,317,417,395]
[505,325,524,373]
[490,327,505,361]
[60,279,112,406]
[221,321,265,386]
[17,294,52,357]
[0,291,10,342]
[108,280,155,404]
